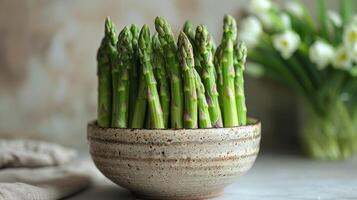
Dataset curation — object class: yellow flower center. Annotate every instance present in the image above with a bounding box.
[338,52,348,62]
[348,31,357,43]
[281,40,289,48]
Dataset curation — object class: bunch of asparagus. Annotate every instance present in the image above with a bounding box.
[97,15,248,129]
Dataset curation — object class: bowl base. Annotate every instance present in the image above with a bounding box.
[132,190,223,200]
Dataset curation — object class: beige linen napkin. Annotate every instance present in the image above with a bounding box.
[0,139,92,200]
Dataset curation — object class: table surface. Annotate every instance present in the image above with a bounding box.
[71,154,357,200]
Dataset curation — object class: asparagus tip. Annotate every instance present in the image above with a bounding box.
[183,20,193,28]
[195,25,211,52]
[178,32,194,70]
[130,24,139,30]
[237,42,248,63]
[118,26,131,39]
[117,26,133,56]
[105,17,116,35]
[154,16,165,34]
[223,14,237,40]
[183,20,194,33]
[154,16,173,37]
[138,25,151,58]
[130,24,140,37]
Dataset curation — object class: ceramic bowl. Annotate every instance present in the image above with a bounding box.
[87,120,261,200]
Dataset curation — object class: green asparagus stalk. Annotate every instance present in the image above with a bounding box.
[214,44,224,110]
[183,20,196,44]
[155,17,184,128]
[183,20,202,73]
[234,42,248,125]
[130,24,148,129]
[112,26,133,128]
[220,15,239,127]
[131,24,140,48]
[138,25,164,128]
[128,24,140,124]
[98,15,248,129]
[178,32,198,128]
[210,36,217,56]
[193,69,212,128]
[97,17,116,128]
[152,33,170,128]
[145,105,152,129]
[130,74,147,128]
[196,25,223,127]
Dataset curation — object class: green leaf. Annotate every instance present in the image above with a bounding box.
[341,0,355,26]
[317,0,329,40]
[296,0,316,33]
[351,67,357,77]
[249,46,301,92]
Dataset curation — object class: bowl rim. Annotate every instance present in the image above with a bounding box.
[88,118,260,131]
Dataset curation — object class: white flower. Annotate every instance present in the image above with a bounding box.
[249,0,272,14]
[272,30,301,59]
[332,45,352,70]
[240,32,260,49]
[281,13,291,28]
[256,12,273,29]
[352,15,357,26]
[240,16,263,35]
[351,44,357,62]
[343,25,357,49]
[256,12,291,30]
[309,40,335,70]
[285,1,304,17]
[239,17,263,48]
[257,11,290,31]
[327,10,342,27]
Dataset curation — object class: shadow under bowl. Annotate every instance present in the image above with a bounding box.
[87,120,261,200]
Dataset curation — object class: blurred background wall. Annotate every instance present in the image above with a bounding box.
[0,0,338,150]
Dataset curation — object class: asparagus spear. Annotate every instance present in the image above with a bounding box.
[97,17,116,128]
[184,19,217,56]
[112,26,133,128]
[183,20,195,44]
[131,25,148,129]
[152,33,170,128]
[220,15,239,127]
[210,36,217,56]
[130,74,147,128]
[196,25,223,127]
[128,24,140,124]
[183,20,202,73]
[193,69,212,128]
[145,105,151,129]
[138,25,164,128]
[131,24,140,49]
[234,42,248,125]
[178,32,198,128]
[155,17,184,128]
[214,44,224,109]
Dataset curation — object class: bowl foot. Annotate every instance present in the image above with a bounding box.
[132,190,223,200]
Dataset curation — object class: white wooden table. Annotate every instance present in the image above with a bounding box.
[71,154,357,200]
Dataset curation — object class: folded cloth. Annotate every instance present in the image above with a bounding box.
[0,139,77,168]
[0,139,92,200]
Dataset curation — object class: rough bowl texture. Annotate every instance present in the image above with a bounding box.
[87,120,261,200]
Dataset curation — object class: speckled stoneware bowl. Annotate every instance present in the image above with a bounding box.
[87,119,261,200]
